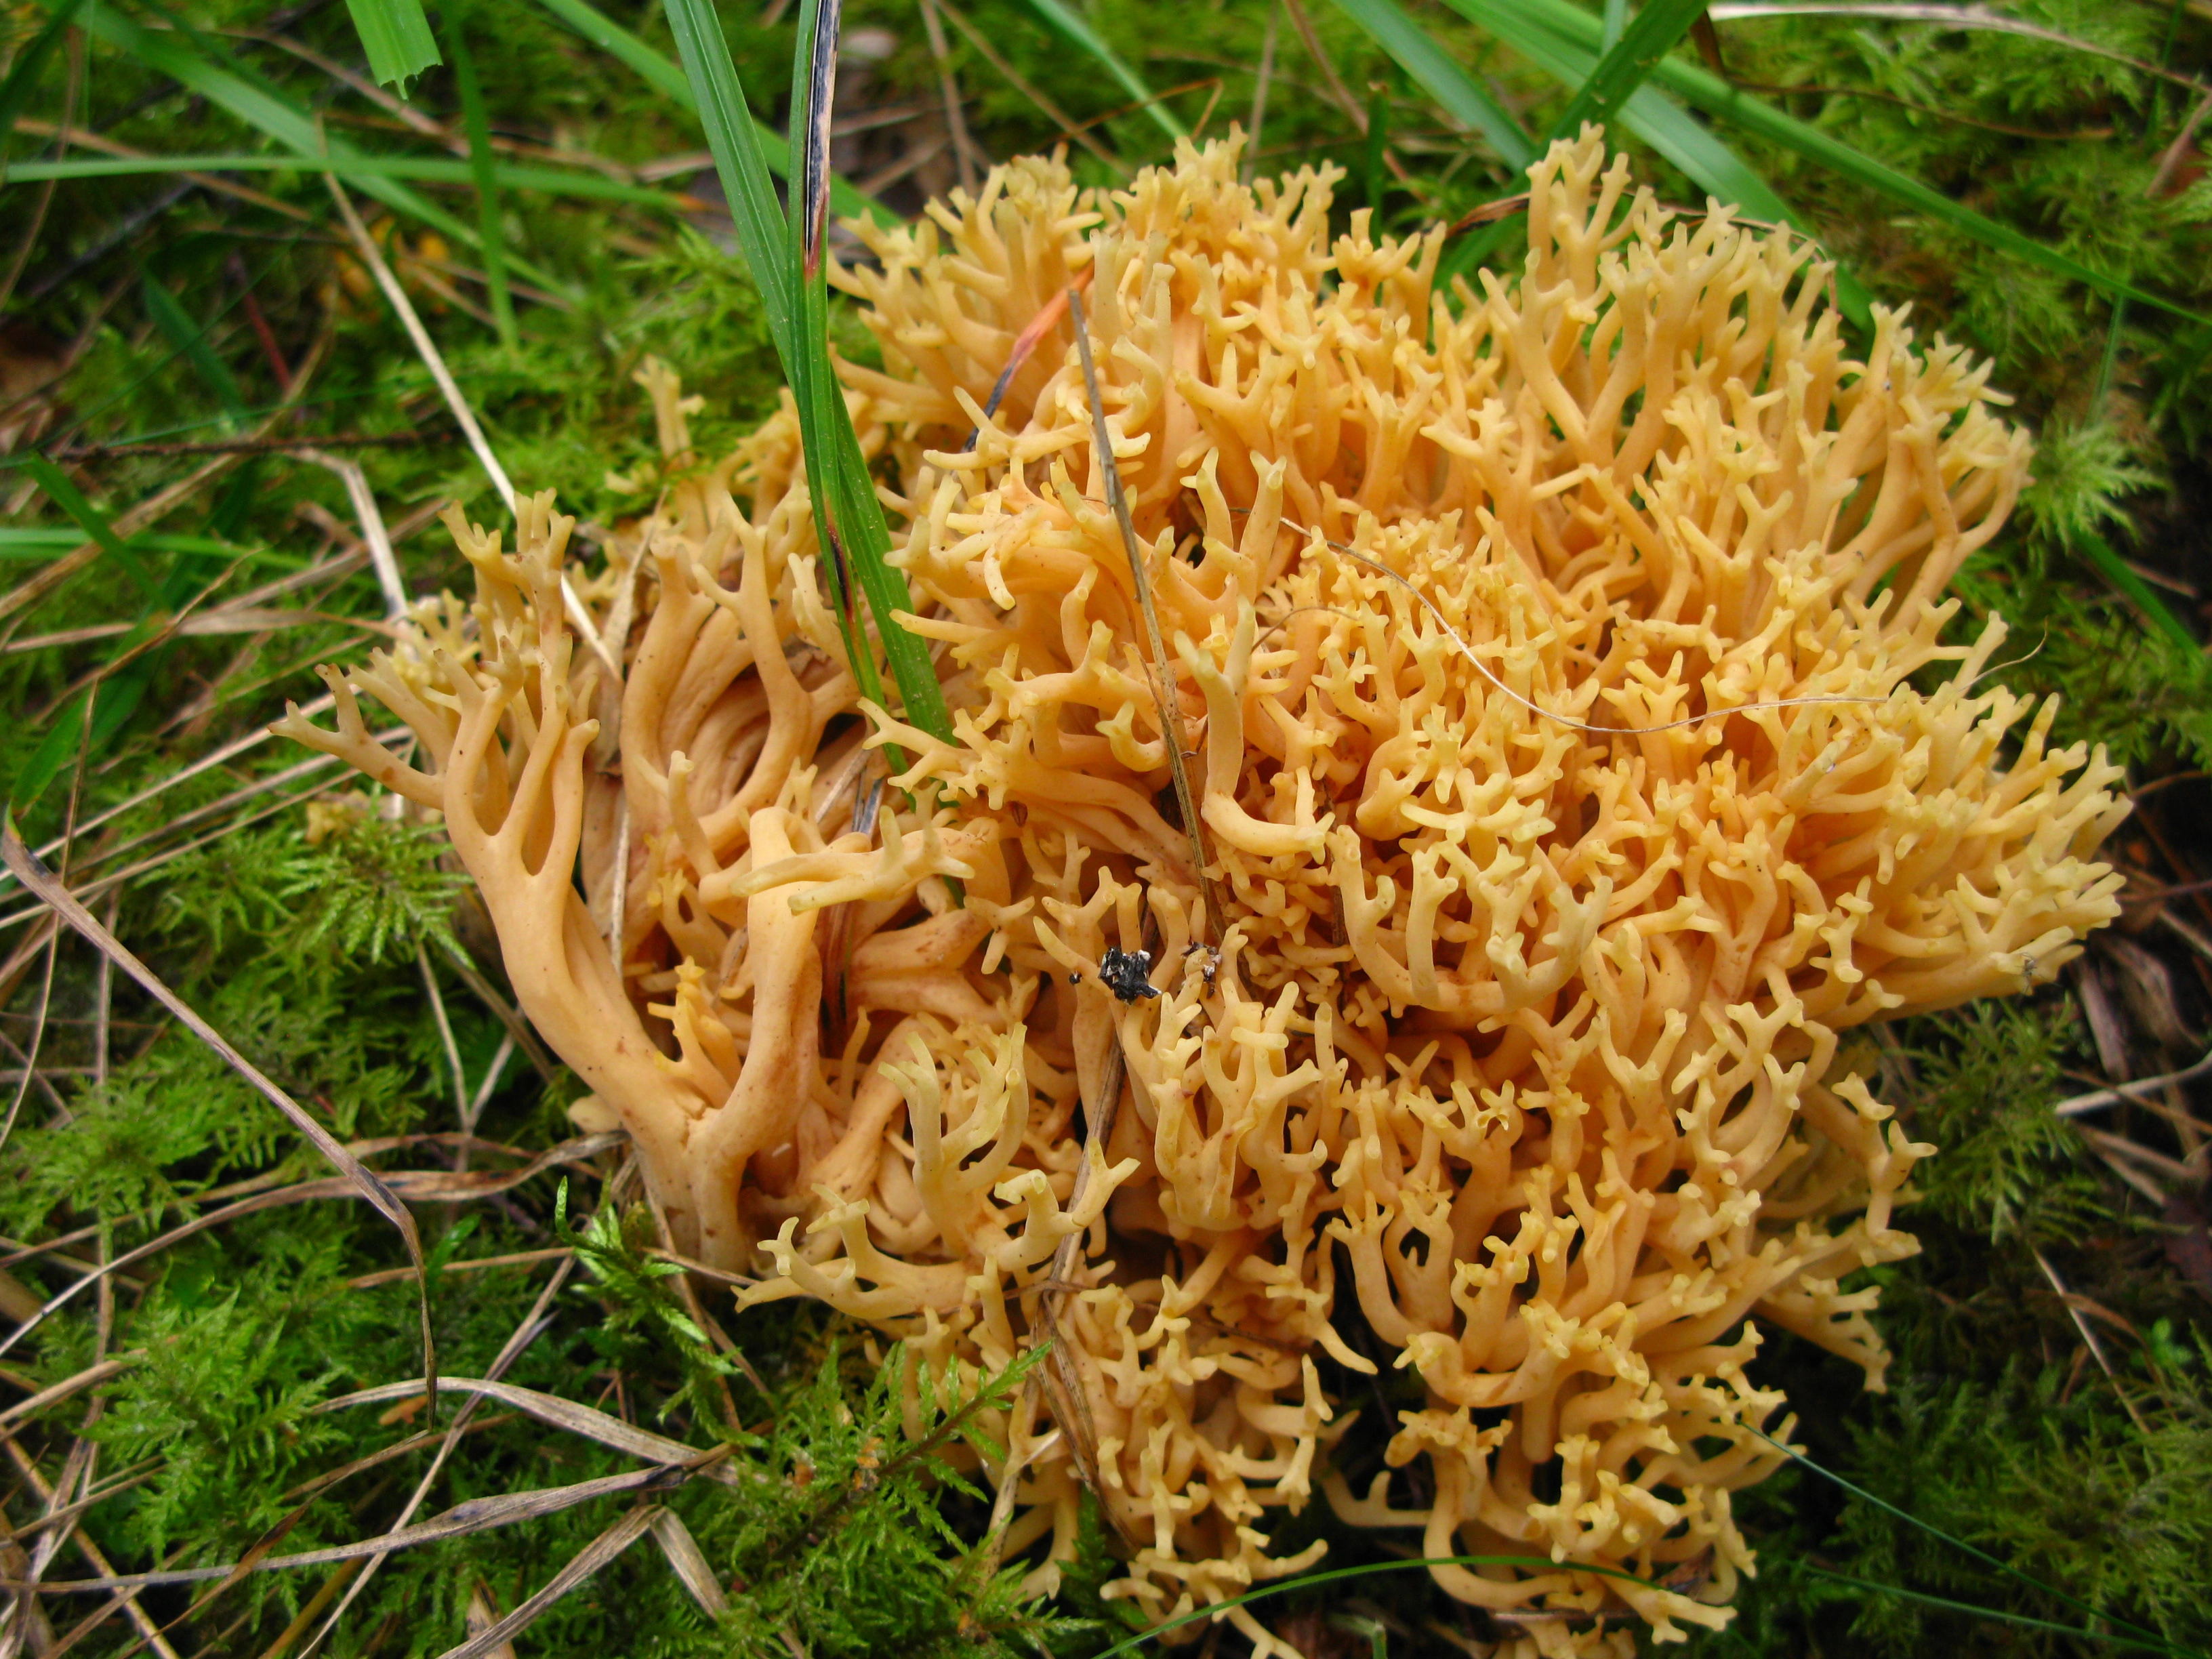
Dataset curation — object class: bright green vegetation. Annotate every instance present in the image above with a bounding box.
[0,1,2207,1654]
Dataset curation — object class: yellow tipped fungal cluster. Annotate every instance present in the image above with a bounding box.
[282,132,2126,1653]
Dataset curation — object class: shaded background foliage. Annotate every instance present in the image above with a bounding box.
[0,0,2208,1654]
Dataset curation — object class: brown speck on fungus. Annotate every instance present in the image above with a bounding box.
[280,129,2128,1653]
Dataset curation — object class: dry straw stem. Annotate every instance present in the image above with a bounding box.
[285,131,2129,1652]
[319,176,619,680]
[1,1454,727,1595]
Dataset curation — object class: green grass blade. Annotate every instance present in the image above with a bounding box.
[2074,530,2199,652]
[342,0,440,91]
[661,0,951,742]
[1544,0,1709,141]
[783,0,877,693]
[0,0,88,171]
[1462,0,2209,325]
[62,0,571,298]
[3,151,703,210]
[1327,0,1535,172]
[1746,1429,2175,1645]
[20,453,159,598]
[1795,1565,2194,1658]
[531,0,890,224]
[1020,0,1188,143]
[1437,0,1869,323]
[141,274,248,428]
[447,17,518,349]
[659,0,795,345]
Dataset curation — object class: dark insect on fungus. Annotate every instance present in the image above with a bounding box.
[1097,946,1160,1003]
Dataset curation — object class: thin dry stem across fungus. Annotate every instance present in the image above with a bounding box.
[279,131,2129,1653]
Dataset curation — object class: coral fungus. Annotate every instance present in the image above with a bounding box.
[281,131,2127,1652]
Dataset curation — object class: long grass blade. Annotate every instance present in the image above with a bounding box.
[1458,0,2210,323]
[18,455,157,599]
[1793,1564,2192,1657]
[323,1375,744,1480]
[1,1469,705,1593]
[445,16,517,350]
[782,0,881,703]
[1020,0,1188,142]
[140,275,247,427]
[57,0,568,297]
[661,0,954,743]
[1327,0,1536,172]
[1436,0,1814,290]
[1544,0,1710,140]
[659,0,794,339]
[0,0,87,171]
[3,152,698,212]
[1744,1425,2174,1644]
[341,0,439,91]
[531,0,890,223]
[2072,530,2199,651]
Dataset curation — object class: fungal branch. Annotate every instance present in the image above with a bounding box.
[282,129,2127,1655]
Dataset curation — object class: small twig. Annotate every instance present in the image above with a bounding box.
[1281,0,1368,131]
[918,0,984,196]
[345,1246,571,1292]
[2051,1044,2212,1116]
[2152,83,2212,194]
[928,0,1126,173]
[2032,1248,2150,1432]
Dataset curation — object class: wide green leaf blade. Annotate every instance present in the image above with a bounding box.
[342,0,441,91]
[1328,0,1535,173]
[1463,0,2207,324]
[1021,0,1187,142]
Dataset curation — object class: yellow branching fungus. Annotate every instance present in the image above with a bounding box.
[281,131,2127,1652]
